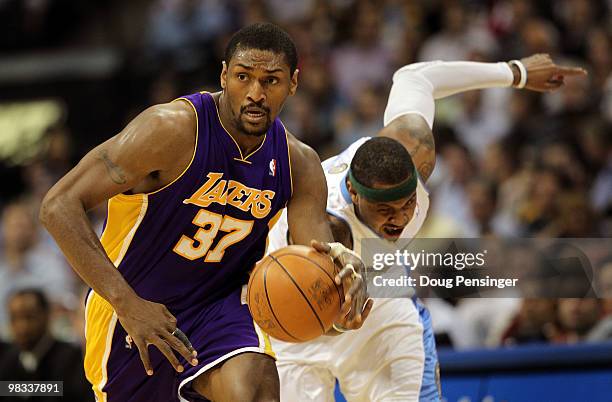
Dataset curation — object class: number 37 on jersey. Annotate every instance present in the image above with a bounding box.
[172,172,276,263]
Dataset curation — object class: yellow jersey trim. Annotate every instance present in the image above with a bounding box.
[84,293,117,402]
[279,121,293,197]
[211,93,267,162]
[100,194,149,266]
[253,320,276,359]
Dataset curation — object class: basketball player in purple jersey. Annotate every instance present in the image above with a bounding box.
[39,23,371,402]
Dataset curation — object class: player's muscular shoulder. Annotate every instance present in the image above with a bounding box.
[116,101,197,194]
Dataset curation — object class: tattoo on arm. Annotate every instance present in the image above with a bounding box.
[418,162,434,180]
[96,150,127,184]
[387,118,435,180]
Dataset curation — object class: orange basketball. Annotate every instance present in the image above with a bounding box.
[247,245,343,342]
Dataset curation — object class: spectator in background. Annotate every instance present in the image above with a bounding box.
[454,88,512,161]
[540,141,587,189]
[465,177,499,237]
[428,141,475,236]
[518,18,559,57]
[554,0,598,58]
[588,258,612,341]
[0,200,75,337]
[419,0,496,61]
[550,298,602,344]
[330,2,392,103]
[585,26,611,91]
[333,84,385,150]
[595,257,612,299]
[518,167,563,236]
[498,299,557,345]
[145,0,233,70]
[0,338,11,374]
[0,289,92,401]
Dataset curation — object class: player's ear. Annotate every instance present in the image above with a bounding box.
[220,61,228,90]
[346,179,359,204]
[289,68,299,96]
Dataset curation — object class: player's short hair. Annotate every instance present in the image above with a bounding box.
[350,137,415,188]
[224,23,298,75]
[7,288,50,313]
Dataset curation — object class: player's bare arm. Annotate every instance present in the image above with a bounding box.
[328,214,354,250]
[286,133,373,329]
[379,53,586,183]
[39,100,198,375]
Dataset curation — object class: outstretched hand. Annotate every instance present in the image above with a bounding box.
[518,53,587,92]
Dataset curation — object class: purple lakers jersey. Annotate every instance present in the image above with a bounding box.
[99,92,292,310]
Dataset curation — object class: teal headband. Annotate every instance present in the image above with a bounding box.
[348,167,417,202]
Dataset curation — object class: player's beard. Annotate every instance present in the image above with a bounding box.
[235,105,272,137]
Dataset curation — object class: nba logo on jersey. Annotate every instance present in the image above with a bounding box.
[269,159,277,176]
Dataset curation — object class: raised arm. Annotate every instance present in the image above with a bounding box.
[286,134,373,329]
[379,54,587,182]
[39,100,198,375]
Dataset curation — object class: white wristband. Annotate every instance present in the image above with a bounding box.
[509,60,527,89]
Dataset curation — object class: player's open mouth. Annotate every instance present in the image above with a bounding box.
[382,226,403,238]
[243,108,267,123]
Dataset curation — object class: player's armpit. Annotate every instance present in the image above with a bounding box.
[378,114,435,182]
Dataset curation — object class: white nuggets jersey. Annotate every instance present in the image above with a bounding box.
[267,137,433,402]
[268,136,430,260]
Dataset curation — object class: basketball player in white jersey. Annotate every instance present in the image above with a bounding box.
[267,54,586,401]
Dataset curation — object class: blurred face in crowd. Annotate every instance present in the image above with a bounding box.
[355,87,383,123]
[521,19,558,54]
[8,293,49,351]
[467,180,496,227]
[519,299,556,331]
[560,75,590,111]
[598,261,612,297]
[2,204,37,254]
[531,170,560,209]
[353,10,381,47]
[443,3,465,34]
[557,298,601,335]
[220,47,298,137]
[442,144,473,185]
[482,143,514,183]
[348,182,417,241]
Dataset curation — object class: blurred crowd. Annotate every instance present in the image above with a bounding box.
[0,1,611,382]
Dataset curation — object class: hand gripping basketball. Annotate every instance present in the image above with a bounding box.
[311,240,374,331]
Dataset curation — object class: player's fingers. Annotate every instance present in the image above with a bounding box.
[556,66,587,76]
[310,240,331,253]
[172,328,197,357]
[544,81,564,92]
[361,299,374,322]
[153,337,184,373]
[346,277,364,321]
[340,299,352,316]
[133,338,154,376]
[161,330,198,366]
[347,299,374,330]
[336,264,356,285]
